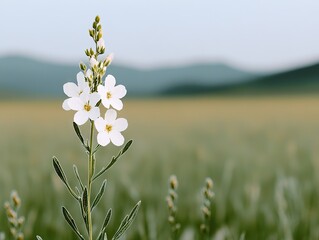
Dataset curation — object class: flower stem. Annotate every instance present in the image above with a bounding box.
[87,121,95,240]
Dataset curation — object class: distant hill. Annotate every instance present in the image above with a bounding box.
[0,55,261,98]
[162,62,319,95]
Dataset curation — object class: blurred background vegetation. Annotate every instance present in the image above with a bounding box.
[1,0,319,239]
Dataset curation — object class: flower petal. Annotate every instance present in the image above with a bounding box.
[113,85,127,99]
[111,98,123,111]
[62,99,71,111]
[95,117,106,132]
[97,132,110,146]
[89,107,100,120]
[105,75,116,89]
[90,92,101,106]
[110,131,125,146]
[68,97,83,111]
[74,110,89,125]
[101,99,111,109]
[77,72,85,86]
[105,109,117,123]
[63,82,78,97]
[82,86,90,95]
[114,118,128,132]
[97,85,106,95]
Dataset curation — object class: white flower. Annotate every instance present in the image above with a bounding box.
[95,109,128,146]
[97,75,127,110]
[68,92,101,125]
[62,72,90,111]
[90,57,99,68]
[97,38,105,49]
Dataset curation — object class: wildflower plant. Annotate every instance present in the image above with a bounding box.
[46,16,140,240]
[166,175,180,240]
[200,178,214,239]
[4,191,25,240]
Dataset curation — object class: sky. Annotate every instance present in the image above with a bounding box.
[1,0,319,72]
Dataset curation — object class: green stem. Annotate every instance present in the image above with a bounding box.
[87,121,95,240]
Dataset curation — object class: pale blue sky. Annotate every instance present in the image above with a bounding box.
[1,0,319,71]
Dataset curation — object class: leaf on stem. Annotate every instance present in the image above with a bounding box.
[91,179,107,211]
[53,157,79,200]
[112,201,141,240]
[93,140,133,181]
[73,122,90,151]
[97,208,112,240]
[62,207,85,240]
[73,165,84,191]
[82,188,88,217]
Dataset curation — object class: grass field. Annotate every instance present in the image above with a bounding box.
[1,96,319,239]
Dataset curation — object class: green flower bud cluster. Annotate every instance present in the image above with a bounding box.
[82,16,113,91]
[4,191,25,240]
[166,175,181,239]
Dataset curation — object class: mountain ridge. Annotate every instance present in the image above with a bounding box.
[0,55,262,97]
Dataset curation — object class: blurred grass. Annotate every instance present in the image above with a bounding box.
[1,96,319,239]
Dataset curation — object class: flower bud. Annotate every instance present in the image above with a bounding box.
[206,178,213,189]
[89,29,94,37]
[93,22,97,29]
[90,57,98,68]
[95,15,100,23]
[85,49,90,56]
[6,208,17,219]
[169,175,178,190]
[97,38,105,49]
[104,53,114,67]
[79,63,87,71]
[17,233,24,240]
[168,216,175,223]
[98,32,103,41]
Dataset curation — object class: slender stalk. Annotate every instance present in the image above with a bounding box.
[87,121,95,240]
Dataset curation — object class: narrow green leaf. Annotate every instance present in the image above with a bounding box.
[128,200,141,221]
[73,122,84,144]
[73,165,84,191]
[82,188,88,216]
[92,180,107,211]
[93,144,101,154]
[112,201,141,240]
[36,236,43,240]
[102,208,112,230]
[92,140,133,181]
[52,157,79,200]
[53,157,67,185]
[73,122,90,151]
[112,216,129,240]
[121,140,133,155]
[62,207,85,240]
[97,209,112,240]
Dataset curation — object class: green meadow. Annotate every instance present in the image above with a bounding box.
[1,96,319,239]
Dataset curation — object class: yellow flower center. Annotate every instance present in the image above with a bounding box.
[105,124,112,132]
[106,92,112,99]
[84,104,91,112]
